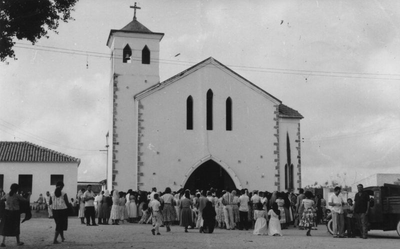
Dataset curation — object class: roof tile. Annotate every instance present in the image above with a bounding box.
[0,141,80,163]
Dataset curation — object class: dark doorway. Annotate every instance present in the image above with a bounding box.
[18,174,32,194]
[184,160,236,191]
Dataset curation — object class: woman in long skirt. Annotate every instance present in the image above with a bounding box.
[98,190,111,225]
[110,190,120,225]
[127,193,138,223]
[50,181,69,244]
[161,187,177,232]
[253,203,268,235]
[275,195,286,228]
[268,203,282,236]
[119,192,128,223]
[179,190,193,232]
[0,183,30,247]
[77,189,86,224]
[299,191,315,236]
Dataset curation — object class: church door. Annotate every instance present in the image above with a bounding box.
[184,160,236,191]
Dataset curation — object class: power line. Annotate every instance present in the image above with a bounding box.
[0,118,101,152]
[13,42,400,81]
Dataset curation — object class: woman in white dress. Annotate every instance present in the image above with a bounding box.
[268,203,282,236]
[110,190,120,225]
[253,203,268,235]
[77,189,86,224]
[119,192,127,223]
[127,193,138,223]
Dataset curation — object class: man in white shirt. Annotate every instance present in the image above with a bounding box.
[250,190,261,207]
[238,189,249,230]
[328,186,346,238]
[83,185,97,226]
[222,189,235,230]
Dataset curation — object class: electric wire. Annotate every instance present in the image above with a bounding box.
[13,42,400,81]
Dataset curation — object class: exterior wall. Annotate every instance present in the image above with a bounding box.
[137,64,280,191]
[351,174,400,191]
[107,32,161,191]
[0,162,78,201]
[278,118,301,191]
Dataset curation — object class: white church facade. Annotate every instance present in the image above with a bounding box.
[106,11,303,192]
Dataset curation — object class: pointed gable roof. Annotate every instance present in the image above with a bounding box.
[135,57,303,119]
[121,18,153,33]
[0,141,81,165]
[107,18,164,46]
[279,104,304,119]
[135,57,281,103]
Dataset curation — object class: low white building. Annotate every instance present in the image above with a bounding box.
[351,173,400,190]
[0,141,80,201]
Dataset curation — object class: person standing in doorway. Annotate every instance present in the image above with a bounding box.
[45,191,53,218]
[354,184,370,239]
[328,186,346,238]
[83,185,97,226]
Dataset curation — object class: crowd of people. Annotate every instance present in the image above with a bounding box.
[73,185,366,238]
[0,182,371,246]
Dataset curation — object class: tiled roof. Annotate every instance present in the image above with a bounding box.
[121,19,153,33]
[279,104,304,119]
[0,141,80,164]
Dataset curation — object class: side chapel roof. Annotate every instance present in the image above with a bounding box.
[0,141,81,165]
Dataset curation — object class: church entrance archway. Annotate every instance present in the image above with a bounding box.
[183,160,236,191]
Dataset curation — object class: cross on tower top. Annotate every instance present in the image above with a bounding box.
[130,2,141,20]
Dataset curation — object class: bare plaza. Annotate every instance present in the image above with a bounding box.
[9,218,399,249]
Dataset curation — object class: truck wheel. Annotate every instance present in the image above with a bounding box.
[397,220,400,237]
[327,219,334,235]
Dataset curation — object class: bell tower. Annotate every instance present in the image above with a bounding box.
[106,3,164,190]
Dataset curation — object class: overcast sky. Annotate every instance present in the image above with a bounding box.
[1,0,399,188]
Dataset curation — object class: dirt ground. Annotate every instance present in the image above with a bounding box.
[2,217,399,249]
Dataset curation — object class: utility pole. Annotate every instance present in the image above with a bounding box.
[99,132,109,190]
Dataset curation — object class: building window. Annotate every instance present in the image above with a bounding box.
[187,96,193,130]
[50,175,64,185]
[18,174,32,194]
[142,45,150,64]
[289,164,294,190]
[0,174,3,191]
[226,97,232,131]
[285,164,289,190]
[285,132,294,190]
[206,89,213,130]
[123,44,132,63]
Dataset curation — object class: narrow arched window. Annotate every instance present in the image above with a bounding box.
[226,97,232,131]
[285,164,289,190]
[289,164,294,190]
[286,132,292,190]
[206,89,213,130]
[123,44,132,63]
[186,96,193,130]
[142,45,150,64]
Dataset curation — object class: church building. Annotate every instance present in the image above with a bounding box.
[106,6,303,192]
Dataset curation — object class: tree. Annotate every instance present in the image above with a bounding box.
[0,0,78,61]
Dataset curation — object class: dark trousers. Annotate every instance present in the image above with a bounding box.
[85,206,96,225]
[346,217,355,237]
[356,213,368,238]
[239,211,249,230]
